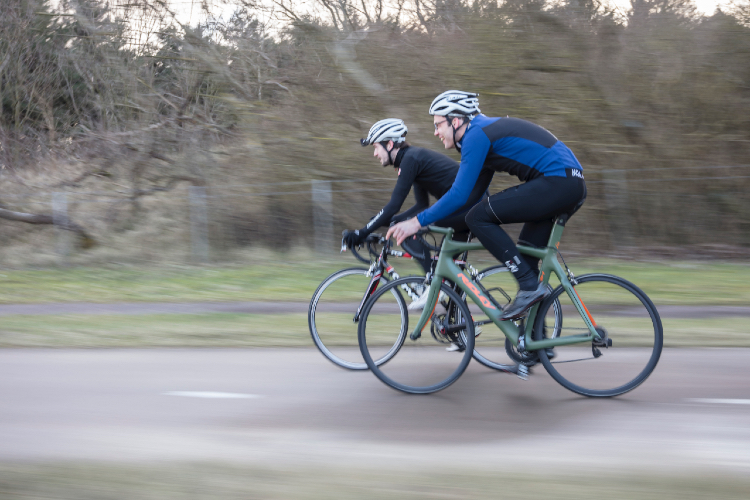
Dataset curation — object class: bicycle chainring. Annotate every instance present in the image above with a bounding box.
[505,337,539,366]
[430,314,452,344]
[430,313,468,351]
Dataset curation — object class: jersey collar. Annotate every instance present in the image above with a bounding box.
[456,117,476,153]
[393,146,409,168]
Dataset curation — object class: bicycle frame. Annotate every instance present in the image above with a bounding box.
[352,237,424,322]
[411,219,602,351]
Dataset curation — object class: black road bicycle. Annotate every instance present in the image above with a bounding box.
[308,231,561,371]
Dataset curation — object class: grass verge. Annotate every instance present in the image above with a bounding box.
[0,313,748,347]
[0,257,749,305]
[0,462,749,499]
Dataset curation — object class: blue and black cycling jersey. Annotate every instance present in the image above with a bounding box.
[417,114,583,226]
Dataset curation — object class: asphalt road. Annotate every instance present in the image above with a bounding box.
[1,347,750,476]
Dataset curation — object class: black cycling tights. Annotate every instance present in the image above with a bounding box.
[466,172,586,291]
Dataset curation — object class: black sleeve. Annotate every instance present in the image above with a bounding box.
[358,166,418,236]
[390,184,429,224]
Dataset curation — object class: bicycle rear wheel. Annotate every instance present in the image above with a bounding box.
[533,273,663,397]
[309,267,407,370]
[358,277,475,394]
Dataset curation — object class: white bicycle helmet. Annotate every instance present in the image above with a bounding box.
[360,118,408,147]
[428,90,480,117]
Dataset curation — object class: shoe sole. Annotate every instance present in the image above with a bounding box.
[499,294,548,321]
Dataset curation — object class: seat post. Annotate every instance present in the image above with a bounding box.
[546,215,567,249]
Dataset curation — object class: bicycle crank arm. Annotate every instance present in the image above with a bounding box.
[473,320,494,326]
[439,323,469,335]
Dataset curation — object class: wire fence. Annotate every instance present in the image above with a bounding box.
[1,167,749,266]
[0,178,398,266]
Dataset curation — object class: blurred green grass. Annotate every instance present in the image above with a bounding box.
[0,462,748,499]
[0,313,316,347]
[1,257,748,348]
[0,313,748,347]
[0,258,749,305]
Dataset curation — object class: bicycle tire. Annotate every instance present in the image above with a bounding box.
[309,267,407,370]
[532,273,663,397]
[358,276,475,394]
[470,265,562,371]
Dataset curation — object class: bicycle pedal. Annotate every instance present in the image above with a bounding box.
[473,324,483,338]
[517,364,530,381]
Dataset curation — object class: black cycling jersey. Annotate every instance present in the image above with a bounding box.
[359,146,457,236]
[358,145,488,273]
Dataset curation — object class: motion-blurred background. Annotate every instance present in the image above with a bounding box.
[2,2,750,499]
[2,0,749,265]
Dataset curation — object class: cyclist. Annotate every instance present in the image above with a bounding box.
[387,91,587,320]
[343,118,490,309]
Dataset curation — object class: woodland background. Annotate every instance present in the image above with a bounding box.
[1,0,749,266]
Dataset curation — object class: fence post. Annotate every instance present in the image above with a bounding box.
[602,169,634,247]
[52,192,70,265]
[189,185,209,263]
[311,180,334,253]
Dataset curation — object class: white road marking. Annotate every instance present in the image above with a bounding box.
[163,391,263,399]
[687,398,750,405]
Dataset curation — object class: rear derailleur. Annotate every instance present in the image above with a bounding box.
[592,326,612,358]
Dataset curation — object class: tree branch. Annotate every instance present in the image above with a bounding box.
[0,207,95,249]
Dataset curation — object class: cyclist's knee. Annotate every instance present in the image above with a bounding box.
[466,199,492,230]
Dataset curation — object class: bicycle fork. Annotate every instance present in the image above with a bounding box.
[354,263,384,323]
[354,262,424,323]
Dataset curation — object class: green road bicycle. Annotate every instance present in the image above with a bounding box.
[357,215,663,397]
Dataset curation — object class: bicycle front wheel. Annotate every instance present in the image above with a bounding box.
[309,267,407,370]
[533,274,663,397]
[358,277,475,394]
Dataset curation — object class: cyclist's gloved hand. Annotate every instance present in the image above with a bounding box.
[343,229,365,248]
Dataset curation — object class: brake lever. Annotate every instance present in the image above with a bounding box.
[382,236,391,253]
[340,230,348,253]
